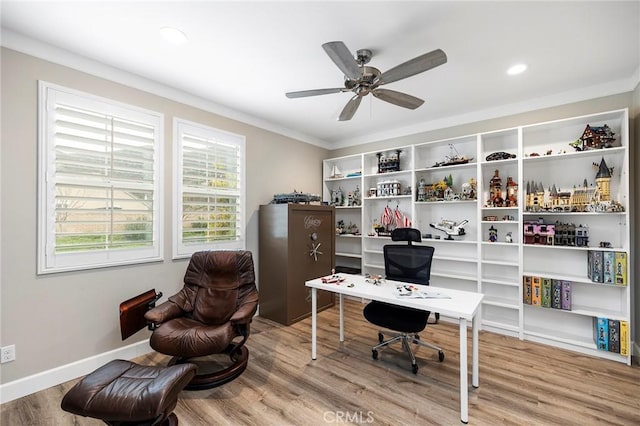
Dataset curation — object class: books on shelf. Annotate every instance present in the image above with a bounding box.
[541,278,552,308]
[594,317,609,351]
[588,250,627,286]
[593,317,629,356]
[552,279,562,310]
[620,320,629,356]
[531,276,541,306]
[561,281,571,311]
[523,276,532,305]
[523,275,571,311]
[614,252,627,286]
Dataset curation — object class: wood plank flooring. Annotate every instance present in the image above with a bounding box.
[2,299,639,425]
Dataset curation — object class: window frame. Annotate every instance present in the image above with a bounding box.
[37,81,164,274]
[172,118,246,259]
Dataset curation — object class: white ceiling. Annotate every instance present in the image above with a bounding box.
[2,1,639,149]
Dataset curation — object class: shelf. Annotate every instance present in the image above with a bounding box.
[421,239,477,245]
[431,271,477,282]
[363,170,411,178]
[415,162,477,173]
[416,200,477,205]
[336,234,362,238]
[482,259,519,267]
[522,146,625,164]
[336,252,362,259]
[482,277,519,287]
[325,174,362,182]
[334,205,362,210]
[480,158,518,167]
[364,195,412,201]
[433,255,477,264]
[482,297,519,309]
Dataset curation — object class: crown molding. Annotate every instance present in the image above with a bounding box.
[0,29,332,150]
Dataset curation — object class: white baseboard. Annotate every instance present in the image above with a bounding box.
[0,340,152,404]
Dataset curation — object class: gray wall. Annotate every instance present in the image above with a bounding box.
[0,47,328,383]
[330,90,639,353]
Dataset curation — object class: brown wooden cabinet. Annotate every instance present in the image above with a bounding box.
[258,204,335,325]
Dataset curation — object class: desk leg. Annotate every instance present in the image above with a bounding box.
[339,294,344,342]
[459,318,468,424]
[311,287,317,360]
[472,314,479,388]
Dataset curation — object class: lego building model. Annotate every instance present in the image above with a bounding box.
[524,157,624,213]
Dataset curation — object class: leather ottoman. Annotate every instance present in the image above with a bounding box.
[61,359,196,425]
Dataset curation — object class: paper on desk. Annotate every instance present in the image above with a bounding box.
[395,286,451,299]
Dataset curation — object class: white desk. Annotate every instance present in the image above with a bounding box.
[306,274,483,424]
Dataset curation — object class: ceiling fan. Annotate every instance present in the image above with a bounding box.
[285,41,447,121]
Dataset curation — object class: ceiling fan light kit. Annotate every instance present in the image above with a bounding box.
[285,41,447,121]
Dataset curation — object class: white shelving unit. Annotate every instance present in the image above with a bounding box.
[322,108,631,365]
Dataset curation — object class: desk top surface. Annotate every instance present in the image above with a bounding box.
[306,273,483,320]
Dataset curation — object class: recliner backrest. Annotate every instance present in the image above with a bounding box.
[170,250,257,325]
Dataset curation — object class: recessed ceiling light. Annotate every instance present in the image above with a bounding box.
[507,63,527,75]
[160,27,188,45]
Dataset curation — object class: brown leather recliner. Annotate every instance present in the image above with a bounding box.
[145,250,259,390]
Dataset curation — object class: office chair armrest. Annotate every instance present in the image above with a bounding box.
[144,300,183,328]
[230,290,259,325]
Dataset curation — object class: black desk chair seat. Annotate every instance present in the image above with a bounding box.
[363,228,444,374]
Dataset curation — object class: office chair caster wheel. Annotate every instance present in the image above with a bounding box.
[438,351,445,362]
[372,349,379,360]
[412,364,418,374]
[378,333,384,343]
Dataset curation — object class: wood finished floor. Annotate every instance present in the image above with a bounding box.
[2,299,639,425]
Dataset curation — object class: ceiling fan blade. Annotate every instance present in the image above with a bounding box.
[322,41,361,81]
[338,95,362,121]
[379,49,447,85]
[286,88,344,98]
[372,88,424,109]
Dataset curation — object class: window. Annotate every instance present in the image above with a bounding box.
[38,82,163,274]
[173,118,245,258]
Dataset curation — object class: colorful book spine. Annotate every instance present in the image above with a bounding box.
[614,252,627,286]
[608,319,620,353]
[594,317,609,351]
[531,276,541,306]
[551,280,562,309]
[603,251,614,284]
[587,250,592,281]
[541,278,552,308]
[523,276,532,305]
[561,281,571,311]
[620,320,629,356]
[590,250,603,283]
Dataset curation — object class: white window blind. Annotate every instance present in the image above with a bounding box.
[174,118,245,257]
[38,82,163,273]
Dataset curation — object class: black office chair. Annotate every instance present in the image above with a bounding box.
[363,228,444,374]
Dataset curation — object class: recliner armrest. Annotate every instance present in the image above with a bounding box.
[230,290,259,325]
[145,300,183,326]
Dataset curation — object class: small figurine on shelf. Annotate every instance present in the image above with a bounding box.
[505,176,518,207]
[505,232,513,243]
[331,187,344,206]
[487,170,504,207]
[461,178,477,200]
[488,225,498,242]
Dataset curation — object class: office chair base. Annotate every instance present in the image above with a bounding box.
[371,332,444,374]
[169,346,249,390]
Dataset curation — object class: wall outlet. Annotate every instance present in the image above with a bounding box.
[1,345,16,363]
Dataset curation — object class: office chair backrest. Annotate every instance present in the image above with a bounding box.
[384,228,434,285]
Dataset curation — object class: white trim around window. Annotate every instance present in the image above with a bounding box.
[173,118,246,259]
[37,81,164,274]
